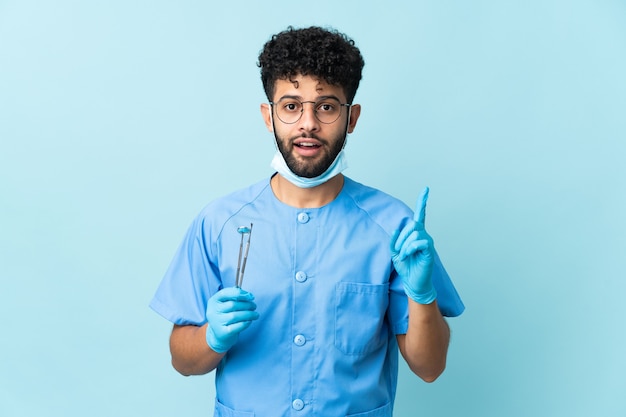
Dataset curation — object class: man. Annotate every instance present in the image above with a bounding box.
[150,26,464,417]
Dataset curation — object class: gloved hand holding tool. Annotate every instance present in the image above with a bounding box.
[205,287,259,353]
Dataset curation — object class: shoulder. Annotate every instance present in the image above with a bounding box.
[341,177,413,231]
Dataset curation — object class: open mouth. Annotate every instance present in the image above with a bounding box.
[294,138,322,150]
[295,141,321,149]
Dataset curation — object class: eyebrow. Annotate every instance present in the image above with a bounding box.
[277,94,341,102]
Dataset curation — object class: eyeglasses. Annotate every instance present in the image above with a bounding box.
[270,97,351,124]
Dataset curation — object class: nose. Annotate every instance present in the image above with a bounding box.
[298,102,320,132]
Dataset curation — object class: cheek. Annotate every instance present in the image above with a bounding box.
[273,124,295,142]
[272,127,290,149]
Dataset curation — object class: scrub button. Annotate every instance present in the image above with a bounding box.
[295,271,307,283]
[297,212,309,223]
[292,399,305,411]
[293,334,306,346]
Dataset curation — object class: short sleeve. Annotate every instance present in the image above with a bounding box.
[431,250,465,317]
[149,216,222,325]
[388,249,464,336]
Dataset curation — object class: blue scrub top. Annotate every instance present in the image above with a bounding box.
[150,176,464,417]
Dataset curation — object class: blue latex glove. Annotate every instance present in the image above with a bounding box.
[390,187,437,304]
[205,287,259,353]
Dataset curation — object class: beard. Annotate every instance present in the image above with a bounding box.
[274,128,347,178]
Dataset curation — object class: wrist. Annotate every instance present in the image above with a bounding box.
[205,326,231,354]
[404,283,437,305]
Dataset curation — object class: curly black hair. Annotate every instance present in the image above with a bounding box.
[258,26,364,103]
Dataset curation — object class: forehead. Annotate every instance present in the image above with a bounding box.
[273,75,346,101]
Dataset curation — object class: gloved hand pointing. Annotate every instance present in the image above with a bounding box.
[390,187,437,305]
[205,287,259,353]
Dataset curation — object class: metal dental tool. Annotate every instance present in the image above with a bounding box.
[235,223,253,288]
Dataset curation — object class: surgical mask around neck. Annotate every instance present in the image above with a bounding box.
[270,149,348,189]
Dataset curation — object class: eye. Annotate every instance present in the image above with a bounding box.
[316,101,337,113]
[282,102,301,112]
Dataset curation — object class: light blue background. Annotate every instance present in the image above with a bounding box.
[1,1,625,416]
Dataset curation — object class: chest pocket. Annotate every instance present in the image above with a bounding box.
[334,282,390,356]
[214,399,254,417]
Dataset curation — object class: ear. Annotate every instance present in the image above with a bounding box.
[347,104,361,134]
[260,103,273,132]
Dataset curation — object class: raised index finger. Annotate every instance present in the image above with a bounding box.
[414,186,429,224]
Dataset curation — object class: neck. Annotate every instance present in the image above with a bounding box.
[271,173,344,208]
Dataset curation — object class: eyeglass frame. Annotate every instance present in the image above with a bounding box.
[269,96,352,125]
